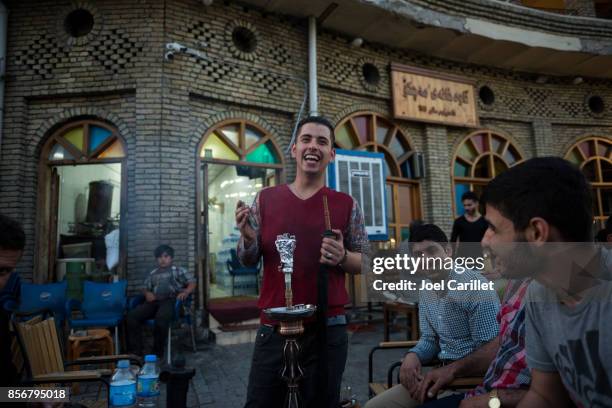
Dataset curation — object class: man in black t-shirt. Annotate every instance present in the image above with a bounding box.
[451,191,488,259]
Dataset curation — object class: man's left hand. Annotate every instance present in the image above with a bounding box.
[177,291,190,301]
[320,229,345,266]
[458,394,489,408]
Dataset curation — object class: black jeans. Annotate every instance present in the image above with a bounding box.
[244,324,349,408]
[126,298,175,356]
[0,309,18,386]
[417,393,465,408]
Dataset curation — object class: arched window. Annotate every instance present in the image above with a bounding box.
[452,130,523,215]
[335,112,421,247]
[197,119,284,300]
[38,120,126,282]
[199,120,282,165]
[565,136,612,229]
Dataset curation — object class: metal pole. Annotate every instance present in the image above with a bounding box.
[308,16,318,116]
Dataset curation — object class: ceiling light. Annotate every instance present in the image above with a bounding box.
[350,37,363,48]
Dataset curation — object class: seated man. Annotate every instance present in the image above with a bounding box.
[127,245,196,357]
[366,224,500,408]
[477,157,612,408]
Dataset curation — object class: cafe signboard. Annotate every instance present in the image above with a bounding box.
[391,63,479,127]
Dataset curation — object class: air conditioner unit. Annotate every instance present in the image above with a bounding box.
[327,149,388,240]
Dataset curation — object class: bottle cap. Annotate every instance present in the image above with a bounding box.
[145,354,157,363]
[117,359,129,368]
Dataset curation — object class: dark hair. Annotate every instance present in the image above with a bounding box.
[296,116,335,145]
[154,245,174,258]
[482,157,592,242]
[461,191,479,202]
[410,224,449,244]
[0,214,26,251]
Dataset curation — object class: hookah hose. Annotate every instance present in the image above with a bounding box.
[317,196,333,406]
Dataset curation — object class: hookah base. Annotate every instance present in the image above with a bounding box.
[280,320,304,336]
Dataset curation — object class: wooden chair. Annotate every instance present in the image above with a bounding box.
[12,312,141,407]
[368,340,483,399]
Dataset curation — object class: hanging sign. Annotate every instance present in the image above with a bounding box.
[391,63,479,127]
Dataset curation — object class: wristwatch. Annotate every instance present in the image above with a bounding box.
[488,389,501,408]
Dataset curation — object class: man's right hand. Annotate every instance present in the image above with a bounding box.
[417,365,456,403]
[235,200,256,244]
[145,292,156,303]
[399,353,422,398]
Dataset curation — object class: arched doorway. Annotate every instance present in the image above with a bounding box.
[197,119,285,312]
[37,119,126,283]
[334,112,422,248]
[452,130,523,215]
[565,136,612,230]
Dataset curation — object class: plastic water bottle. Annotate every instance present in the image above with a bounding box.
[110,359,137,407]
[137,354,160,407]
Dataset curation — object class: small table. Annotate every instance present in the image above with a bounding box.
[383,302,419,342]
[68,329,114,393]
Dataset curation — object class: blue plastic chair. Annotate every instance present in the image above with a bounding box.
[226,248,260,295]
[66,280,127,354]
[128,294,196,365]
[16,281,68,327]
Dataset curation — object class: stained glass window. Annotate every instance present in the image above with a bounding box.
[452,131,523,215]
[565,136,612,228]
[47,122,125,163]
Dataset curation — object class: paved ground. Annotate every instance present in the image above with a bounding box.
[74,318,411,407]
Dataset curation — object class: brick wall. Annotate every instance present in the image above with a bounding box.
[566,0,597,17]
[1,0,611,289]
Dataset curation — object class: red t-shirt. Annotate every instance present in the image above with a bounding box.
[257,185,354,324]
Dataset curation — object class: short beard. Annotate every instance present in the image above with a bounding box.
[500,232,544,279]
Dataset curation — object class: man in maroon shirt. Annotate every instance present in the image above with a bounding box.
[236,116,367,408]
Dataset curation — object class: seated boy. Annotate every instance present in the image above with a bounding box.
[365,224,500,408]
[127,245,196,357]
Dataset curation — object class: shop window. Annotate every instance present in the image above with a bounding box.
[335,112,421,248]
[452,131,523,216]
[39,120,126,283]
[565,136,612,229]
[198,119,284,301]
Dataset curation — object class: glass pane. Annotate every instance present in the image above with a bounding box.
[386,184,394,224]
[454,160,470,177]
[503,145,519,166]
[491,136,504,154]
[388,135,407,158]
[201,133,239,161]
[493,156,509,177]
[89,126,113,154]
[49,144,75,161]
[400,227,410,243]
[353,116,370,144]
[335,125,357,149]
[385,154,397,177]
[245,126,263,149]
[97,140,125,159]
[597,141,611,158]
[400,158,413,178]
[55,163,122,272]
[397,185,413,224]
[601,160,612,183]
[205,164,270,298]
[581,160,598,182]
[579,140,594,158]
[458,140,478,162]
[474,156,490,178]
[455,183,470,215]
[567,148,583,165]
[63,127,84,152]
[245,141,279,164]
[376,122,390,145]
[471,133,489,153]
[219,124,240,147]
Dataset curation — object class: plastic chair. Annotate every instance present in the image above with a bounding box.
[15,281,68,325]
[226,248,260,295]
[66,280,127,354]
[128,293,197,365]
